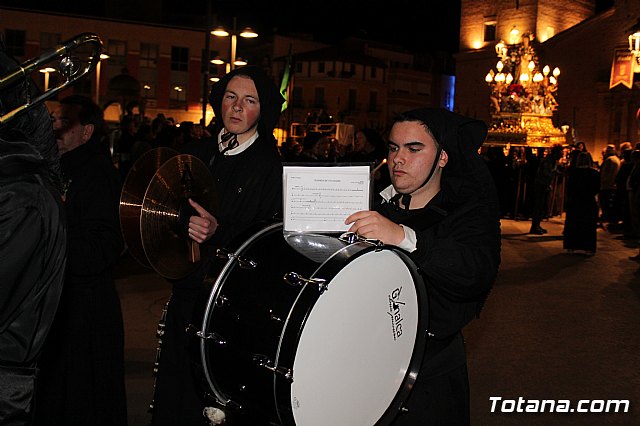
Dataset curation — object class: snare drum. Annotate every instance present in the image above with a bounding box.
[198,222,427,425]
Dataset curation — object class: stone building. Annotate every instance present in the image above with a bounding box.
[455,0,639,156]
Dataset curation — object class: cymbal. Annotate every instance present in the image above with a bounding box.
[119,147,180,268]
[141,154,217,279]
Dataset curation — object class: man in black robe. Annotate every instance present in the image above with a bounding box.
[151,66,284,426]
[35,95,127,426]
[346,108,501,424]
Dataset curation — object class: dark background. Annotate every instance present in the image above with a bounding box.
[0,0,616,54]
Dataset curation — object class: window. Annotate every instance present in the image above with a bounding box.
[140,43,158,68]
[484,21,497,42]
[40,32,61,51]
[292,87,303,107]
[4,29,26,57]
[171,46,189,72]
[317,62,325,73]
[370,66,377,79]
[295,62,303,73]
[348,89,357,111]
[107,39,127,66]
[368,91,377,112]
[314,87,325,108]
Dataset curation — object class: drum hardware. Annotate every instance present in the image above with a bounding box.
[216,248,257,269]
[283,271,327,293]
[338,231,383,248]
[252,354,293,381]
[186,324,227,346]
[214,295,229,307]
[269,310,283,324]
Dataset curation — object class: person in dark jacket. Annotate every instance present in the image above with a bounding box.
[35,95,127,426]
[563,151,600,254]
[0,47,66,425]
[151,65,284,426]
[346,108,501,425]
[529,145,563,234]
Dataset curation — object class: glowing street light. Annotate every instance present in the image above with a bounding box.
[211,17,258,71]
[39,67,56,91]
[95,53,109,105]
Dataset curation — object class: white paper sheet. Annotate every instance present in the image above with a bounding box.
[283,165,371,233]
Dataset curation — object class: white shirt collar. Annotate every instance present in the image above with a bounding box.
[217,130,259,155]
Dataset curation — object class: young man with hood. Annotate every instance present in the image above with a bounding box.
[151,65,284,425]
[346,108,501,424]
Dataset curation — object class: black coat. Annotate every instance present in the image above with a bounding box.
[35,137,127,426]
[563,166,600,252]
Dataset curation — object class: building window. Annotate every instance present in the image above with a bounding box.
[348,89,357,111]
[314,87,325,108]
[292,87,303,107]
[107,39,127,67]
[318,62,325,73]
[4,29,26,57]
[370,66,377,79]
[484,21,497,42]
[171,46,189,72]
[40,32,61,51]
[295,62,303,73]
[368,91,377,112]
[140,43,158,68]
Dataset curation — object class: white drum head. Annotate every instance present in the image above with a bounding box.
[290,249,420,426]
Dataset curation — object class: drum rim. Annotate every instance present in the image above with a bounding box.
[199,221,284,408]
[273,244,429,426]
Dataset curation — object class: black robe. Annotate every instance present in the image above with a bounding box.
[563,166,600,252]
[0,140,66,425]
[151,65,284,426]
[34,137,127,426]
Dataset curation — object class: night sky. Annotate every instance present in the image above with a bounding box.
[3,0,462,54]
[2,0,616,55]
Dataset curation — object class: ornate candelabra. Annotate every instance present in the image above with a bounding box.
[485,32,560,116]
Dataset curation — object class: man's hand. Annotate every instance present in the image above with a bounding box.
[344,210,404,245]
[187,198,218,243]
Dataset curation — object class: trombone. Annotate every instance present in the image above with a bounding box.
[0,32,104,125]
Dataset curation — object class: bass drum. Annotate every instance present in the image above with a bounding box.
[199,222,428,425]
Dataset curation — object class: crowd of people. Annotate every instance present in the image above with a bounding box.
[3,41,638,425]
[483,140,640,257]
[2,58,503,426]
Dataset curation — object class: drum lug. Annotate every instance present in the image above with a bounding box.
[283,272,328,293]
[338,232,383,247]
[216,248,257,269]
[186,324,227,346]
[252,354,293,382]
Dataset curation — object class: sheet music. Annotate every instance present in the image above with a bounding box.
[283,165,371,233]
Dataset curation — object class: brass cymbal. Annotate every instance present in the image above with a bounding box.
[141,154,217,279]
[119,147,180,268]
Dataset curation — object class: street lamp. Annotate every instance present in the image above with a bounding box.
[211,17,258,71]
[39,67,56,91]
[628,18,640,67]
[96,53,109,105]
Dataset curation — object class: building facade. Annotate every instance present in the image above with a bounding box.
[1,7,452,141]
[455,0,640,156]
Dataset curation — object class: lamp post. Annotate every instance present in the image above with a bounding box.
[211,17,258,71]
[39,67,55,91]
[628,18,640,68]
[96,53,109,106]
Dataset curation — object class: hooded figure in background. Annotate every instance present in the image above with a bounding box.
[347,108,501,425]
[151,65,285,426]
[0,46,66,424]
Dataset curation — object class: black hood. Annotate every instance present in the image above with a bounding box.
[401,108,490,204]
[208,66,284,141]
